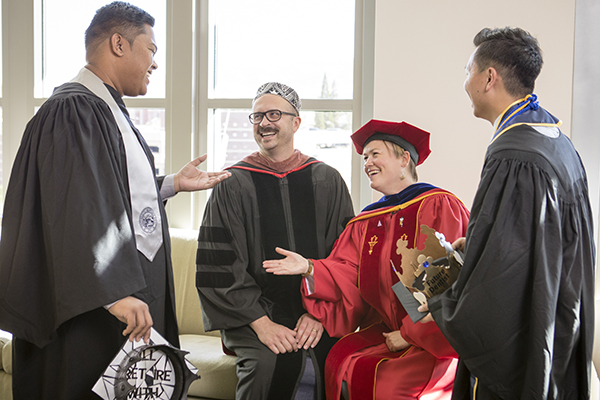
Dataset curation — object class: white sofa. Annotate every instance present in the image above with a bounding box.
[0,228,238,400]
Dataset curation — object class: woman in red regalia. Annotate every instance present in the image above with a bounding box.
[263,119,470,400]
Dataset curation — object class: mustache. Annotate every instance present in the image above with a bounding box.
[258,127,279,135]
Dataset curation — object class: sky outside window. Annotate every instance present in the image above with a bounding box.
[208,0,355,100]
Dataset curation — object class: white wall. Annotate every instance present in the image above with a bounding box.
[371,0,576,208]
[572,0,600,396]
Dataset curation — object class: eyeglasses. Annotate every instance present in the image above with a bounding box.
[248,109,298,125]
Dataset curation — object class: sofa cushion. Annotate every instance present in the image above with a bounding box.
[0,336,10,400]
[170,228,219,338]
[180,334,237,400]
[0,372,11,400]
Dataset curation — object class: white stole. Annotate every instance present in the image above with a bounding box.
[71,67,163,261]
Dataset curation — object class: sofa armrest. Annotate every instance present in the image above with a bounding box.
[0,337,11,374]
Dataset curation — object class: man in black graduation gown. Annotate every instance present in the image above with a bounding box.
[0,2,229,399]
[196,83,354,399]
[422,27,595,399]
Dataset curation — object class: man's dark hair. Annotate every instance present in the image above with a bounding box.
[85,1,154,52]
[473,27,543,98]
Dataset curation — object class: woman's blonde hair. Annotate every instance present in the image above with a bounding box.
[383,141,418,181]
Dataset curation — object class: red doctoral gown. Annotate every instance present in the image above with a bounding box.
[302,186,470,399]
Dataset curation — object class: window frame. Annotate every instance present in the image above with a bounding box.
[191,0,374,228]
[1,0,374,228]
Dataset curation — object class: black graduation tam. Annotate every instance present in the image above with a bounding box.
[351,119,431,166]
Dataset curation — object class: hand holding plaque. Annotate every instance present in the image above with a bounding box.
[93,328,200,400]
[391,225,464,322]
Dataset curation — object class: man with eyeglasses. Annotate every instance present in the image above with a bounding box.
[196,82,354,399]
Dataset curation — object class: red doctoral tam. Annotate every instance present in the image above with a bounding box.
[351,119,431,166]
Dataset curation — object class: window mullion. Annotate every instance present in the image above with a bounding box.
[164,0,195,229]
[206,98,354,112]
[2,0,35,203]
[193,0,210,227]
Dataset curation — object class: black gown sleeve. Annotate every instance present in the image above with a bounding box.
[196,172,268,330]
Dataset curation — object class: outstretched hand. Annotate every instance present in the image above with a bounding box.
[174,154,231,193]
[263,247,309,276]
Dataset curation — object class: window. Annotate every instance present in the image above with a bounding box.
[1,0,370,227]
[207,1,354,99]
[209,109,353,186]
[34,0,166,99]
[34,0,167,174]
[202,0,357,193]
